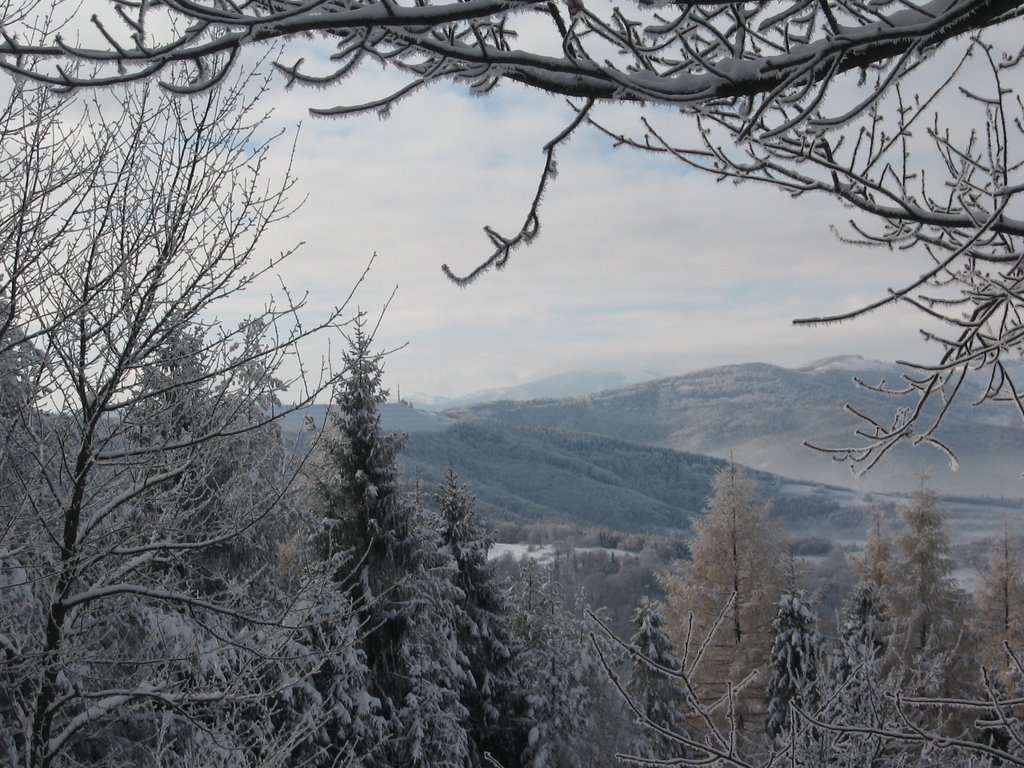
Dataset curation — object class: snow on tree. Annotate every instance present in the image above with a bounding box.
[660,465,787,733]
[805,579,896,768]
[305,318,416,762]
[391,481,472,768]
[307,335,487,766]
[765,593,821,742]
[839,580,890,676]
[509,559,595,768]
[0,74,362,767]
[435,466,521,766]
[622,598,687,761]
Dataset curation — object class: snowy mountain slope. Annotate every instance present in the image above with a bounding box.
[444,357,1024,496]
[406,369,662,411]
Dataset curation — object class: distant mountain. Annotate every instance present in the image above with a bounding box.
[274,401,456,435]
[444,356,1024,496]
[406,369,662,411]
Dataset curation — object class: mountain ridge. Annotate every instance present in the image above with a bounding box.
[442,358,1024,496]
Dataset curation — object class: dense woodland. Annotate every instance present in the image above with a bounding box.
[4,56,1024,768]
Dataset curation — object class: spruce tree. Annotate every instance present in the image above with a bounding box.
[510,559,593,768]
[625,598,687,760]
[308,316,414,760]
[394,481,472,768]
[436,466,521,766]
[765,593,821,741]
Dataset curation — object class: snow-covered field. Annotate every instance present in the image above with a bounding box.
[487,543,631,562]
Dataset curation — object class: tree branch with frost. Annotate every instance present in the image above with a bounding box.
[3,0,1024,470]
[443,99,594,284]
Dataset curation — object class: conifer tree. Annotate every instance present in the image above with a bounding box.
[308,316,415,761]
[765,593,821,741]
[660,465,787,730]
[510,559,593,768]
[814,579,895,767]
[974,520,1024,683]
[890,486,969,659]
[840,581,890,675]
[309,329,486,766]
[853,509,897,591]
[625,598,686,760]
[394,482,472,768]
[886,484,979,723]
[435,466,521,766]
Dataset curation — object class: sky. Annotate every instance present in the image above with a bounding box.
[52,6,1012,403]
[245,70,948,400]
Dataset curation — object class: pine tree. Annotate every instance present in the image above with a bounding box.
[765,593,821,741]
[435,466,521,766]
[625,598,687,760]
[660,465,787,731]
[307,316,414,761]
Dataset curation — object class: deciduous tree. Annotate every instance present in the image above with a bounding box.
[0,73,359,768]
[974,520,1024,685]
[661,465,787,734]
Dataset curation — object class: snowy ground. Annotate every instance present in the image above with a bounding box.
[487,543,630,563]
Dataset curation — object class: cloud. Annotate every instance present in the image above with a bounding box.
[232,33,1011,399]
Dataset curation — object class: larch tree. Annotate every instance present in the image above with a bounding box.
[891,486,969,658]
[853,510,897,593]
[974,520,1024,685]
[883,484,980,724]
[660,465,787,734]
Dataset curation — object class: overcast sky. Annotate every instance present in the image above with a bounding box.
[235,35,987,400]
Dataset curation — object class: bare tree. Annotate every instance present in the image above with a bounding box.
[0,72,367,767]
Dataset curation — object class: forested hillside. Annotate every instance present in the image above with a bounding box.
[447,357,1024,496]
[401,422,742,532]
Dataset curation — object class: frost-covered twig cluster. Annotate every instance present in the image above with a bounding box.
[0,71,366,767]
